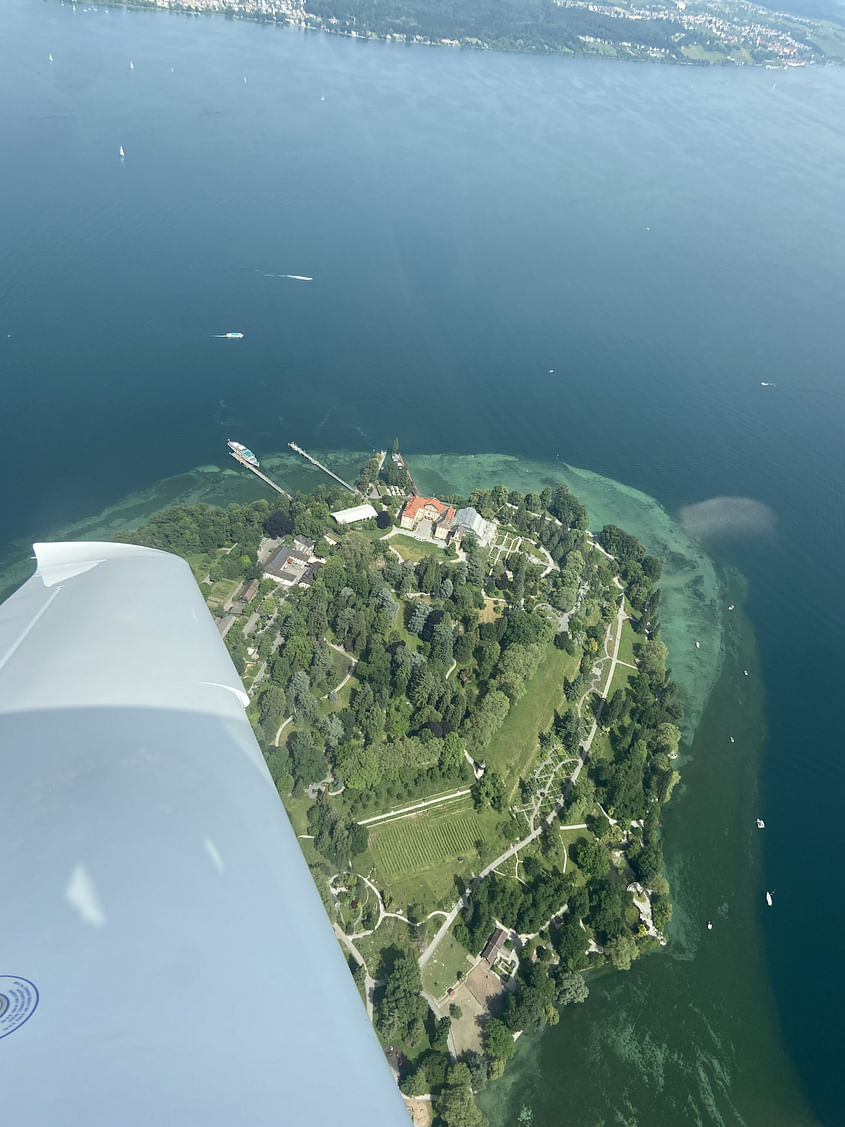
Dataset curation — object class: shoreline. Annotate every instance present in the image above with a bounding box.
[478,564,807,1127]
[57,0,845,70]
[0,450,724,740]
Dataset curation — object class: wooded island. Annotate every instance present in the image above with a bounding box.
[117,452,681,1127]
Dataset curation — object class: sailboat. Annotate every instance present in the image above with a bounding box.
[756,818,766,829]
[129,60,134,70]
[49,52,54,61]
[765,891,773,906]
[119,145,125,159]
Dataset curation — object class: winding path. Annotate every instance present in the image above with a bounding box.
[274,643,357,746]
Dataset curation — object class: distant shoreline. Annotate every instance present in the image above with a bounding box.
[68,0,845,70]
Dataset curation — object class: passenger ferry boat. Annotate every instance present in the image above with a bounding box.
[227,440,259,468]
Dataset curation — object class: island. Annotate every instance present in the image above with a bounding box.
[117,447,682,1127]
[102,0,845,68]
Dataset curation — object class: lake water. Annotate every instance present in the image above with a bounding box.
[3,3,845,1123]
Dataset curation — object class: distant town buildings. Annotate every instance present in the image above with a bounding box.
[399,495,497,547]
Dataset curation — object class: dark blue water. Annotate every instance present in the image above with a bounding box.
[3,3,845,1122]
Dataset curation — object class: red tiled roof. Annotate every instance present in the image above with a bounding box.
[402,495,455,523]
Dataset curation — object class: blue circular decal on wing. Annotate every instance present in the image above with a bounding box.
[0,976,39,1039]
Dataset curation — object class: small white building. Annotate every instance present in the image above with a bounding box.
[331,503,378,525]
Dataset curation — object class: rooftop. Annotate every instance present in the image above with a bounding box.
[402,495,456,524]
[331,503,378,525]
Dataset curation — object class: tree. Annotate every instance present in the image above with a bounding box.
[606,933,638,971]
[376,509,392,529]
[440,731,466,775]
[287,730,327,786]
[450,1003,463,1020]
[463,690,510,752]
[435,1062,487,1127]
[572,839,610,880]
[553,970,589,1006]
[483,1018,515,1063]
[460,1050,487,1092]
[264,508,294,539]
[471,769,506,813]
[408,601,430,636]
[257,683,287,732]
[375,948,427,1044]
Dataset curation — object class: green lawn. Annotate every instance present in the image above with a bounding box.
[384,860,472,915]
[607,659,635,701]
[484,646,577,798]
[617,618,638,668]
[559,826,592,881]
[588,729,614,764]
[421,930,475,999]
[329,647,353,683]
[282,792,314,838]
[388,534,449,563]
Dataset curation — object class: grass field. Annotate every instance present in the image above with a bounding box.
[607,659,635,700]
[421,930,475,999]
[388,534,449,563]
[484,645,577,797]
[479,597,504,624]
[369,803,487,881]
[617,618,638,667]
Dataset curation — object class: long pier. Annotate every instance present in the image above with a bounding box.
[288,442,357,493]
[230,452,290,497]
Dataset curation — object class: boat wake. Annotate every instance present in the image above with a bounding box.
[263,273,313,282]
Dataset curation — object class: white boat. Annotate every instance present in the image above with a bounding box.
[129,60,134,70]
[765,891,773,906]
[706,921,712,930]
[760,381,774,387]
[49,52,54,61]
[119,145,125,158]
[728,604,735,611]
[744,669,749,676]
[215,332,244,340]
[756,818,766,829]
[730,736,735,744]
[227,440,259,468]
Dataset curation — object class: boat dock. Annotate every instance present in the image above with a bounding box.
[229,451,290,498]
[288,442,356,493]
